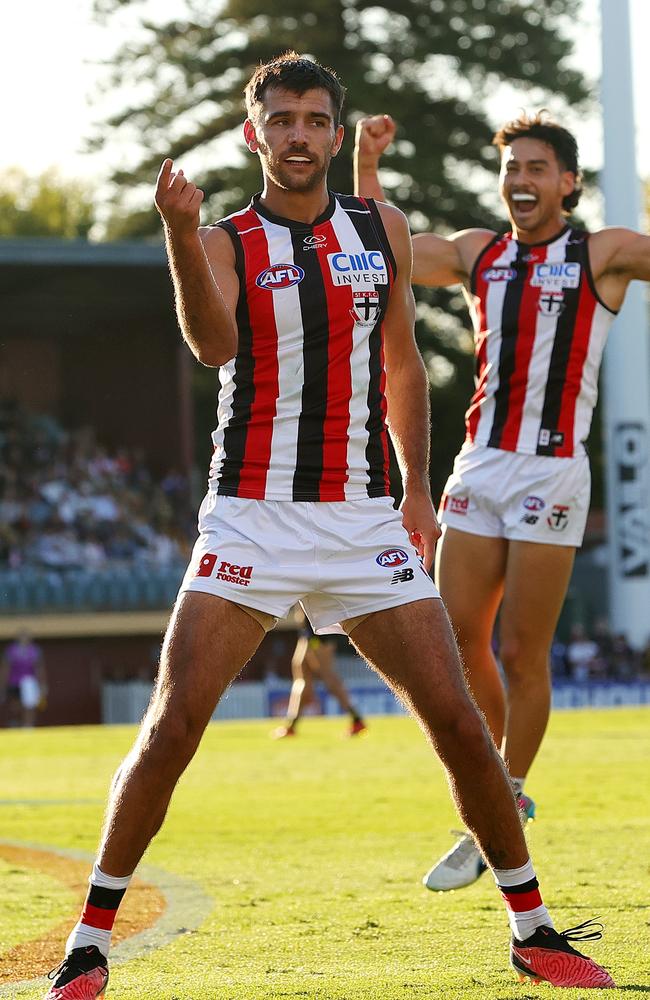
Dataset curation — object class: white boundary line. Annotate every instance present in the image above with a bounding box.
[0,841,214,997]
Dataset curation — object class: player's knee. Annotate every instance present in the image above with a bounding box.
[140,703,205,769]
[432,695,492,758]
[500,635,549,686]
[499,635,525,677]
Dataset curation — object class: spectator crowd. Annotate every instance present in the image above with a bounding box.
[551,621,650,683]
[0,400,193,576]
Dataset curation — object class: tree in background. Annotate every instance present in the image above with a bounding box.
[0,169,94,239]
[91,0,591,495]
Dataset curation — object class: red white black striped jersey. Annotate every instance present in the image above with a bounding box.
[208,192,395,500]
[465,226,617,458]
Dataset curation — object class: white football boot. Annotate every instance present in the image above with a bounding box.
[422,830,487,891]
[423,794,536,892]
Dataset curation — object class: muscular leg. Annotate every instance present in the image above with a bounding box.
[436,527,508,747]
[499,541,575,778]
[350,599,527,870]
[99,592,264,876]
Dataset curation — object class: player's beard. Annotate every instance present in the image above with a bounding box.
[261,144,331,193]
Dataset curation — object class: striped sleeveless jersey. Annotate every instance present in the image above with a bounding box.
[465,226,617,457]
[209,193,395,500]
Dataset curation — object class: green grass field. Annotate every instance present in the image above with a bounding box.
[1,707,649,998]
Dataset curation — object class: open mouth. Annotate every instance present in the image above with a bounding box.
[285,155,312,165]
[511,192,538,214]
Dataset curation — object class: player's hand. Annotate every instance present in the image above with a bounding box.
[155,159,204,237]
[399,487,441,573]
[354,115,397,165]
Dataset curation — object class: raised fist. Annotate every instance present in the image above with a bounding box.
[155,158,205,236]
[354,114,397,163]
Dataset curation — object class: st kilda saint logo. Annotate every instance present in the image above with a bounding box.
[547,504,570,531]
[350,290,380,327]
[538,292,566,317]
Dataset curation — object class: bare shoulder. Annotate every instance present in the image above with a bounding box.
[590,225,640,246]
[374,201,412,268]
[589,226,640,255]
[374,200,410,238]
[199,224,237,266]
[588,226,646,275]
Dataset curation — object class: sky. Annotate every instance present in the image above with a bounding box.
[3,0,649,201]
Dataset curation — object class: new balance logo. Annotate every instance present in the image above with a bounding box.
[391,568,414,585]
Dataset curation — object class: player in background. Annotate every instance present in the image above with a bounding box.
[272,613,367,738]
[1,630,48,728]
[355,111,650,892]
[45,61,615,998]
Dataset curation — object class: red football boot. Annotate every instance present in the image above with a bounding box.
[511,920,615,988]
[45,946,109,998]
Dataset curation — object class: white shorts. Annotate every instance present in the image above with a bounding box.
[439,442,590,547]
[19,676,41,710]
[180,493,439,634]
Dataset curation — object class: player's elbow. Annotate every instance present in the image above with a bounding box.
[195,347,234,367]
[190,332,238,367]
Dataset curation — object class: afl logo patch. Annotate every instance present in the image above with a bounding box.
[523,495,545,512]
[255,264,305,289]
[376,548,409,568]
[483,267,517,282]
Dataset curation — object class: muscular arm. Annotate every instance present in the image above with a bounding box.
[589,228,650,313]
[155,159,238,366]
[378,203,441,570]
[354,116,494,288]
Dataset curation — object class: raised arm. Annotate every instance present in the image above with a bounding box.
[155,159,239,366]
[355,117,494,288]
[354,114,396,202]
[589,227,650,311]
[378,203,440,570]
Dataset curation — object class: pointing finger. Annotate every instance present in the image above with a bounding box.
[156,158,174,196]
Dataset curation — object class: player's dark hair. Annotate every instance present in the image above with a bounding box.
[492,112,582,212]
[244,51,346,126]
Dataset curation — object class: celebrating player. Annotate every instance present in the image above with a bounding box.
[45,62,614,998]
[355,111,650,892]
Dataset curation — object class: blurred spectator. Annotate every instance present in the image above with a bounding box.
[608,633,637,680]
[0,401,192,575]
[0,630,48,727]
[566,624,601,682]
[557,620,647,683]
[640,641,650,680]
[550,637,569,679]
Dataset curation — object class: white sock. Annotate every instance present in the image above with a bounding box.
[65,863,132,958]
[493,859,554,940]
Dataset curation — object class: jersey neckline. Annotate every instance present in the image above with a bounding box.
[507,223,573,248]
[250,191,337,230]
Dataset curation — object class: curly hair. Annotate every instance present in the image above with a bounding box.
[245,51,346,126]
[492,112,582,213]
